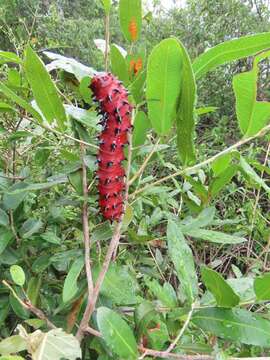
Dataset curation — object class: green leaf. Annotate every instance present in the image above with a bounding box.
[91,221,113,242]
[119,0,142,42]
[180,207,215,231]
[94,264,137,305]
[10,265,25,287]
[0,335,27,356]
[0,51,22,64]
[97,307,138,359]
[62,257,84,303]
[201,267,239,307]
[101,0,111,14]
[167,220,198,303]
[20,218,43,238]
[176,40,196,165]
[0,103,15,112]
[0,209,9,227]
[254,273,270,301]
[68,170,83,195]
[192,307,270,347]
[193,32,270,79]
[31,328,81,360]
[183,228,246,244]
[233,52,270,136]
[132,111,151,151]
[209,165,238,198]
[195,106,218,116]
[40,231,61,245]
[129,70,146,104]
[211,153,232,176]
[27,277,42,306]
[110,44,129,86]
[240,156,270,194]
[24,46,67,130]
[145,278,177,308]
[146,38,183,135]
[0,82,43,124]
[0,230,14,255]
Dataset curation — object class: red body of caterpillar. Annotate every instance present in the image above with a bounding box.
[90,73,132,221]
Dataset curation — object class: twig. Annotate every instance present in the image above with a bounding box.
[128,138,160,186]
[104,14,110,72]
[165,303,195,354]
[131,123,270,199]
[3,280,56,329]
[85,326,102,338]
[81,144,94,297]
[76,110,135,341]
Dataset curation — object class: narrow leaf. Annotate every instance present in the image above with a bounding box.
[97,307,138,359]
[176,40,196,164]
[110,44,129,86]
[193,32,270,79]
[167,220,198,303]
[63,257,84,303]
[24,46,67,130]
[240,156,270,194]
[183,228,246,244]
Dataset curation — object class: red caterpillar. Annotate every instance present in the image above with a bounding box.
[90,73,132,221]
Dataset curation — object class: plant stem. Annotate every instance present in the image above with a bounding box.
[131,123,270,199]
[76,110,134,341]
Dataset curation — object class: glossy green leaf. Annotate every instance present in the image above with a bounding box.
[233,52,270,136]
[193,32,270,79]
[195,106,218,116]
[63,257,84,303]
[254,273,270,300]
[167,220,198,303]
[0,335,27,355]
[0,82,43,124]
[101,0,111,14]
[24,46,67,130]
[97,307,138,359]
[110,44,129,86]
[0,51,21,64]
[240,156,270,194]
[129,70,146,104]
[192,307,270,347]
[176,39,196,165]
[201,267,239,307]
[10,265,25,287]
[119,0,142,42]
[183,228,246,244]
[146,38,182,135]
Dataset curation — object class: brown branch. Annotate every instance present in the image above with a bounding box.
[3,280,55,329]
[76,111,134,341]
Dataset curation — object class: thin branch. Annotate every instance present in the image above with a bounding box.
[76,111,135,341]
[85,326,102,338]
[131,123,270,199]
[81,144,94,296]
[128,138,160,186]
[165,303,195,354]
[3,280,56,329]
